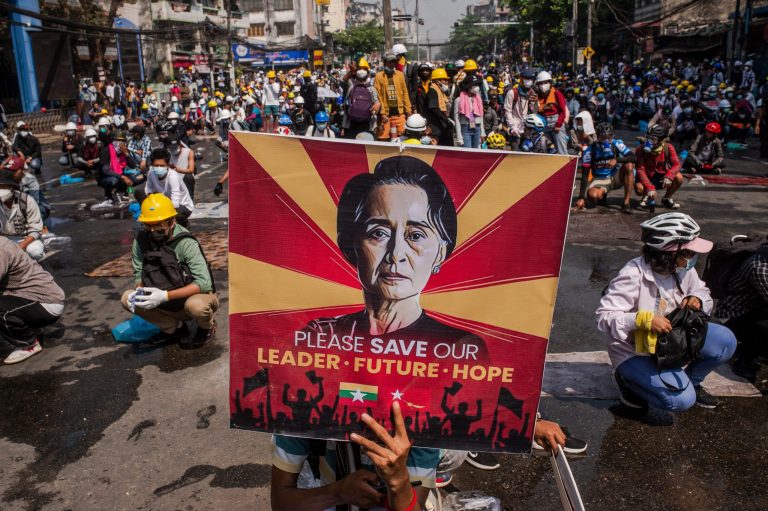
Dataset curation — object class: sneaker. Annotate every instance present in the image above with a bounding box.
[181,320,216,349]
[91,199,114,211]
[532,427,588,455]
[639,195,649,208]
[732,357,760,383]
[435,472,452,488]
[612,371,648,411]
[662,197,681,210]
[4,340,42,364]
[694,385,719,409]
[465,451,500,470]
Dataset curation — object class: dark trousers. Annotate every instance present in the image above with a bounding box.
[726,309,768,362]
[97,175,127,200]
[0,295,61,347]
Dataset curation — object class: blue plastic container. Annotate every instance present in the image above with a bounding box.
[112,315,161,343]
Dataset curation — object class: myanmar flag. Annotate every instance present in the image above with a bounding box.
[339,383,378,403]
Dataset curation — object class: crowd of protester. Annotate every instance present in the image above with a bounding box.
[0,45,766,511]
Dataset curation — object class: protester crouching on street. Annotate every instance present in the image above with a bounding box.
[683,122,725,175]
[12,121,43,175]
[0,234,64,364]
[58,122,81,170]
[75,128,100,178]
[715,238,768,382]
[597,213,736,412]
[0,170,45,260]
[576,122,635,213]
[121,193,217,348]
[2,156,50,222]
[635,125,684,211]
[144,148,194,228]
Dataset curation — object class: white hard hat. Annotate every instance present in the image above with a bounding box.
[218,109,232,121]
[719,100,732,109]
[294,96,305,105]
[734,60,743,67]
[225,95,234,102]
[198,98,206,105]
[171,96,179,102]
[745,60,754,67]
[392,43,407,55]
[244,95,256,105]
[455,59,465,68]
[405,113,427,132]
[84,128,97,137]
[65,122,77,131]
[15,120,26,129]
[167,111,180,120]
[535,71,553,83]
[96,117,111,127]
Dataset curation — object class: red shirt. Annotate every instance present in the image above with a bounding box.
[635,143,681,190]
[536,88,567,130]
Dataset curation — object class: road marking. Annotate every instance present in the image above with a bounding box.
[196,161,226,178]
[741,156,768,166]
[542,350,761,399]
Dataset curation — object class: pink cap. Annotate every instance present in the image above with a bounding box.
[662,237,713,253]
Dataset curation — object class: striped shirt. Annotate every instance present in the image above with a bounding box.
[127,135,152,164]
[716,251,768,319]
[272,434,439,511]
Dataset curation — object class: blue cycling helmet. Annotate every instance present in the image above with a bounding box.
[315,111,329,123]
[633,85,641,93]
[115,108,123,115]
[278,114,292,126]
[336,95,344,105]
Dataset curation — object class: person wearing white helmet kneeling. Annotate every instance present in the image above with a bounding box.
[58,122,82,169]
[597,213,736,414]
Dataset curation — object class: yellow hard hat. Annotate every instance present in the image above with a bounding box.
[431,68,448,80]
[101,109,109,115]
[687,85,695,92]
[594,79,600,84]
[404,138,422,145]
[573,87,580,94]
[138,194,176,223]
[490,62,496,68]
[486,76,494,82]
[463,59,478,71]
[681,80,689,87]
[207,99,217,108]
[498,81,504,87]
[718,82,726,89]
[302,69,311,78]
[141,103,149,110]
[595,86,605,94]
[497,87,504,94]
[202,87,208,92]
[671,80,678,85]
[358,57,370,69]
[288,92,295,99]
[267,70,276,78]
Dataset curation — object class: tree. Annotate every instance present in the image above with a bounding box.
[445,14,508,60]
[331,21,384,57]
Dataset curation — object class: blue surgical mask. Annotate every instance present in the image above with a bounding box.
[316,122,327,131]
[597,93,605,100]
[678,254,698,273]
[150,165,168,178]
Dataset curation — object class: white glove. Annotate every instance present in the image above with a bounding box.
[647,189,657,199]
[127,290,139,313]
[455,137,464,147]
[662,177,672,189]
[133,287,169,310]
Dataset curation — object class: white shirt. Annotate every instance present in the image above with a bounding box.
[145,169,194,212]
[263,82,280,106]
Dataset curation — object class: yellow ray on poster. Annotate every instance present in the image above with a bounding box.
[365,144,436,172]
[421,277,559,339]
[455,154,572,247]
[232,133,338,240]
[229,253,362,315]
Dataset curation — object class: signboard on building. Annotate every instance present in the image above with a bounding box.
[233,44,309,66]
[313,49,323,68]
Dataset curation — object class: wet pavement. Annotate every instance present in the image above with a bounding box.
[0,131,766,510]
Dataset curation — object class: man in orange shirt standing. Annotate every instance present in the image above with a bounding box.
[374,52,412,140]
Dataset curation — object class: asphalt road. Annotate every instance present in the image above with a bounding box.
[0,130,766,511]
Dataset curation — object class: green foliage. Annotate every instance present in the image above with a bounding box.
[331,21,385,56]
[445,14,507,60]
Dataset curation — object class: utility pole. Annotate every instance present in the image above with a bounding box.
[731,0,741,80]
[586,0,593,75]
[226,0,234,94]
[572,0,578,70]
[741,0,753,61]
[383,0,393,52]
[415,0,420,61]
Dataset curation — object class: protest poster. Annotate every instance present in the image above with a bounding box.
[228,132,577,453]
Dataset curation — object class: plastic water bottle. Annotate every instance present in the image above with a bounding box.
[648,196,656,214]
[390,121,397,140]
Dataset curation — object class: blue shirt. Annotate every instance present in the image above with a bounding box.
[583,138,631,178]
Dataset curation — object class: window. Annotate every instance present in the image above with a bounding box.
[275,21,294,36]
[274,0,293,11]
[248,24,265,37]
[241,0,263,11]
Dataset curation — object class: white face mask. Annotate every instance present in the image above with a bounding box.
[539,83,551,93]
[65,130,75,137]
[150,166,168,178]
[470,86,480,95]
[19,131,29,138]
[440,84,450,93]
[87,136,97,144]
[522,79,533,89]
[0,189,13,202]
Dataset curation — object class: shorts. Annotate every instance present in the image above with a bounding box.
[376,114,406,140]
[588,171,624,192]
[649,173,667,188]
[264,104,279,116]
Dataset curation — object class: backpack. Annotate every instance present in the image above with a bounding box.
[137,230,216,311]
[702,235,768,299]
[347,84,373,122]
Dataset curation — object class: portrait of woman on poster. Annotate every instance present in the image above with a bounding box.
[306,155,487,359]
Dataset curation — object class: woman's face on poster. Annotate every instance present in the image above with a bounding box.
[356,184,446,301]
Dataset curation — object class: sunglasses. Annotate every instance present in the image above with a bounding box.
[142,222,171,232]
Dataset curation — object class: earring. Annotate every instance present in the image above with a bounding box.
[432,265,441,274]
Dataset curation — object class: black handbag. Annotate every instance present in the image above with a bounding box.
[653,307,709,370]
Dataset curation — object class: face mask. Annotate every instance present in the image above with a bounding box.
[316,123,327,131]
[440,84,450,93]
[522,79,533,89]
[469,85,480,95]
[355,70,368,80]
[87,136,97,144]
[649,93,656,99]
[170,120,178,126]
[576,125,584,131]
[643,140,654,153]
[678,254,698,273]
[597,93,605,100]
[384,66,395,75]
[112,141,122,154]
[683,107,692,113]
[539,83,551,93]
[0,189,13,202]
[66,130,75,137]
[150,229,171,243]
[99,127,108,134]
[150,165,168,178]
[19,131,29,138]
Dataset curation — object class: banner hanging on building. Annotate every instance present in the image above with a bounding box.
[229,133,577,453]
